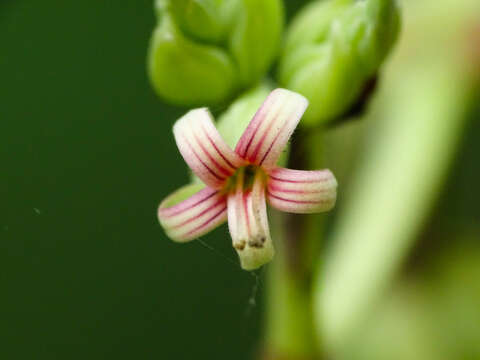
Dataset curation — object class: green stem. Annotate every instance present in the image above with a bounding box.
[263,130,326,360]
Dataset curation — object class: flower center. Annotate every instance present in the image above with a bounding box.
[223,165,266,194]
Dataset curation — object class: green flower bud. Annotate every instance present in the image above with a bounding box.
[148,15,236,105]
[149,0,284,106]
[158,0,233,43]
[278,0,400,126]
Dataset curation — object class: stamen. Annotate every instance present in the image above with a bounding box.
[227,168,274,270]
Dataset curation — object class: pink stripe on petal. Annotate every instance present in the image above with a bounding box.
[268,184,332,194]
[267,192,336,213]
[244,190,254,237]
[268,168,334,183]
[200,121,244,170]
[171,198,226,229]
[158,185,227,242]
[247,112,282,164]
[192,132,232,177]
[174,108,244,189]
[258,107,295,166]
[267,192,332,204]
[236,90,285,161]
[177,132,225,188]
[235,93,278,158]
[258,95,308,169]
[201,124,236,170]
[234,89,308,169]
[183,205,227,239]
[159,187,217,218]
[185,136,225,180]
[267,167,337,214]
[227,170,274,270]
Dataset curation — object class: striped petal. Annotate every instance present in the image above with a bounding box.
[173,109,246,189]
[227,170,274,270]
[235,88,308,170]
[267,167,337,213]
[158,184,227,242]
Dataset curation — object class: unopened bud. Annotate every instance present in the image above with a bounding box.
[149,0,284,106]
[278,0,400,126]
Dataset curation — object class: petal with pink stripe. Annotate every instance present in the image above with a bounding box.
[235,88,308,170]
[227,170,274,270]
[158,184,227,242]
[267,167,337,213]
[173,109,246,189]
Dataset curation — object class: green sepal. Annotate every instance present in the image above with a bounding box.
[161,183,206,208]
[148,15,237,106]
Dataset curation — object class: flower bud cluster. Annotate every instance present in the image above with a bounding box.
[278,0,400,126]
[148,0,284,106]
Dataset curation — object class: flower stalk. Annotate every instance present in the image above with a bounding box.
[264,128,328,360]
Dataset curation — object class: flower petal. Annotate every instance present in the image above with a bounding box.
[267,167,337,213]
[235,88,308,170]
[173,109,246,189]
[227,170,274,270]
[158,184,227,242]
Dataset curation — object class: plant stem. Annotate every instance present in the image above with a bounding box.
[263,129,326,360]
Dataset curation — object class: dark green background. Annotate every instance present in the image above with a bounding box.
[0,1,309,358]
[2,1,480,359]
